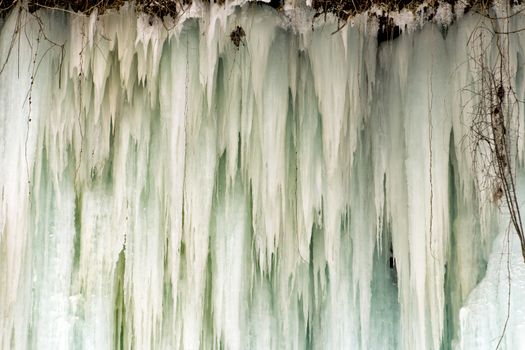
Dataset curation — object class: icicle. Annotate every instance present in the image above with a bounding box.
[1,3,525,350]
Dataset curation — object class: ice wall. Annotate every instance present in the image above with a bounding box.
[1,3,525,349]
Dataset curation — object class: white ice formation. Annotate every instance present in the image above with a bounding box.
[1,2,525,349]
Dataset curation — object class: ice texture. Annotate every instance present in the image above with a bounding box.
[1,3,525,350]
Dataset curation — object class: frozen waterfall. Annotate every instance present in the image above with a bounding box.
[1,2,525,349]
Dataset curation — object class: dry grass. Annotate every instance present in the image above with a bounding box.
[0,0,497,19]
[0,0,193,17]
[311,0,457,21]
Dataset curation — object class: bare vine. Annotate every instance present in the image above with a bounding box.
[467,1,525,264]
[464,2,525,346]
[0,5,65,199]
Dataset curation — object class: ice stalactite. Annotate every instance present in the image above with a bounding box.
[1,2,525,349]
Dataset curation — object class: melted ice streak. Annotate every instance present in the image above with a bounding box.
[1,3,525,350]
